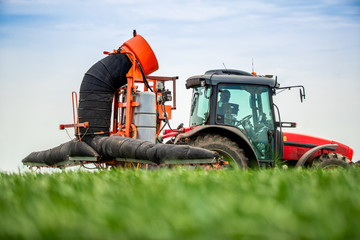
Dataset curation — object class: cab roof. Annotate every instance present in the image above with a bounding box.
[186,69,277,88]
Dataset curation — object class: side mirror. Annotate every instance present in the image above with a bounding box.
[276,85,306,103]
[300,88,306,103]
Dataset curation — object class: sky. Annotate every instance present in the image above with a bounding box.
[0,0,359,172]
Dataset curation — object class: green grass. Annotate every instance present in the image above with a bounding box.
[1,168,360,240]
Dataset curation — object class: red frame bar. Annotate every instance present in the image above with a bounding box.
[59,122,89,130]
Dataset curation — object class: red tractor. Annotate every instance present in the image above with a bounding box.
[161,69,353,168]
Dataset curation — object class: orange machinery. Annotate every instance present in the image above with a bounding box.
[101,31,177,141]
[61,30,177,143]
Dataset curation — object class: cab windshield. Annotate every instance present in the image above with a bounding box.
[216,84,274,160]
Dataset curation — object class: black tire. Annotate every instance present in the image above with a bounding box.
[312,153,350,169]
[188,134,248,168]
[350,161,360,168]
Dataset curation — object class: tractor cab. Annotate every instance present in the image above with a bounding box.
[186,69,278,163]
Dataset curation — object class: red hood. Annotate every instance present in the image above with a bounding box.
[283,132,353,161]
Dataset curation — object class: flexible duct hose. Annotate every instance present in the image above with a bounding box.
[78,53,132,143]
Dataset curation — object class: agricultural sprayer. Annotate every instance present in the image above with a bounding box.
[23,31,353,169]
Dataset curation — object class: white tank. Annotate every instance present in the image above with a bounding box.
[133,91,157,143]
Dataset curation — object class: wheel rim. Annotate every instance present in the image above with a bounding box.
[211,148,239,168]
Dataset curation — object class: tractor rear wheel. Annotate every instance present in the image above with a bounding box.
[312,153,350,169]
[188,134,248,168]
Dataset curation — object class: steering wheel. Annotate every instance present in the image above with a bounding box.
[237,114,252,126]
[236,115,258,139]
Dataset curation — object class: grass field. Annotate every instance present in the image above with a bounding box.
[1,167,359,239]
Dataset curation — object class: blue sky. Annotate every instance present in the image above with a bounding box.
[0,0,359,171]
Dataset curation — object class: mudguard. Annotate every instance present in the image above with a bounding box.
[179,125,258,165]
[295,144,338,168]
